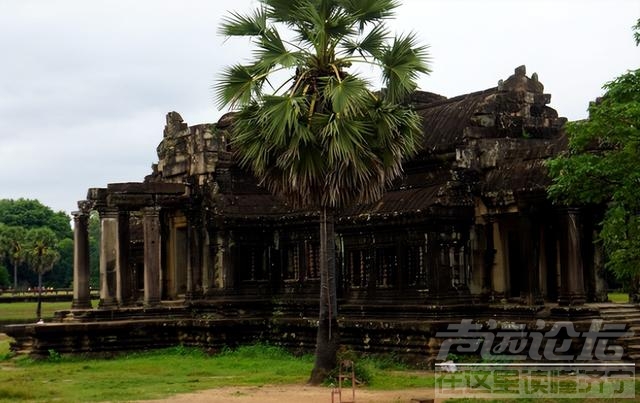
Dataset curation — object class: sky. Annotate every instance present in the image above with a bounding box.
[0,0,638,216]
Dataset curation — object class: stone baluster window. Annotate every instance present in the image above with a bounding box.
[346,249,369,288]
[304,240,319,279]
[375,247,397,288]
[439,231,470,288]
[285,243,300,280]
[407,244,427,288]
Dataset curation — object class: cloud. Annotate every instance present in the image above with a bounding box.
[0,0,637,214]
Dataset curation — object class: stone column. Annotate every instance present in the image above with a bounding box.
[491,219,508,301]
[425,231,449,303]
[72,204,92,309]
[143,207,161,306]
[201,230,211,294]
[98,208,119,308]
[116,211,132,306]
[214,231,233,289]
[186,218,203,299]
[520,216,543,306]
[558,208,586,306]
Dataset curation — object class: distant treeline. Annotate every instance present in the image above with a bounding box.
[0,199,99,290]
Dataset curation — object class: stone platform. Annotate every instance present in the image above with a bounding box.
[4,300,630,368]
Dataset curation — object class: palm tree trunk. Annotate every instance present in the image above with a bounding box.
[36,272,43,321]
[13,261,18,290]
[309,207,339,385]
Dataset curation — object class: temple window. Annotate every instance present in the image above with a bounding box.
[407,244,427,288]
[346,249,369,288]
[304,240,319,279]
[375,247,397,288]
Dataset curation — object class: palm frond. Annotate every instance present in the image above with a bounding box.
[218,0,430,209]
[253,28,304,72]
[341,0,399,29]
[321,74,372,117]
[324,9,358,42]
[259,95,308,147]
[218,8,267,37]
[214,64,260,109]
[341,23,389,58]
[262,0,307,25]
[379,32,431,103]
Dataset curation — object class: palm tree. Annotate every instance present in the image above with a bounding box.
[0,225,27,290]
[25,228,60,322]
[215,0,430,383]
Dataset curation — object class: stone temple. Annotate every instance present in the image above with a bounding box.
[5,66,628,363]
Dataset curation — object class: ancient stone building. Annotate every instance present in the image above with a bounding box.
[6,66,611,359]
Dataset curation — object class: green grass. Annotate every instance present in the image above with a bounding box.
[0,341,637,402]
[608,292,629,303]
[0,344,315,402]
[0,343,435,402]
[0,300,97,322]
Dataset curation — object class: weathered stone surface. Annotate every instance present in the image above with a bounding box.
[107,182,186,194]
[58,66,613,362]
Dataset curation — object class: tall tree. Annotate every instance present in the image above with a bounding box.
[0,225,27,290]
[0,198,71,240]
[25,227,60,321]
[548,21,640,292]
[0,199,73,288]
[216,0,430,383]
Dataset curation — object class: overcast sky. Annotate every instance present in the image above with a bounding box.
[0,0,638,215]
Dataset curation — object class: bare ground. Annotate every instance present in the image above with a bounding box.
[138,385,438,403]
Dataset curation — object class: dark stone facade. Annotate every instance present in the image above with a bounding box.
[4,66,612,361]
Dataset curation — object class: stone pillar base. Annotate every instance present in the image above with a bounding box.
[98,298,117,309]
[558,292,586,306]
[71,299,92,309]
[144,298,160,307]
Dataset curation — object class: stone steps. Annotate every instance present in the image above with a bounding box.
[598,303,640,367]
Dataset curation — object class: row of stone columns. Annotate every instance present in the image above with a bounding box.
[486,208,586,306]
[71,202,163,309]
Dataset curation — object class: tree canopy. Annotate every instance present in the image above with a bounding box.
[0,199,71,240]
[215,0,430,210]
[0,199,73,289]
[548,24,640,287]
[216,0,430,384]
[0,224,27,289]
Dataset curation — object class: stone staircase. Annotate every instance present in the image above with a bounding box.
[596,303,640,365]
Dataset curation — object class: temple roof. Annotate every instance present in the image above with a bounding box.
[417,88,498,155]
[136,65,569,221]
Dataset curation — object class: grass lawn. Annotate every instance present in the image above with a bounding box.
[0,341,434,402]
[608,292,629,303]
[0,338,637,402]
[0,299,99,323]
[0,300,71,323]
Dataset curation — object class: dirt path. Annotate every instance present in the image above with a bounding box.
[138,385,437,403]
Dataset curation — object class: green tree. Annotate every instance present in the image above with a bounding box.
[548,23,640,290]
[216,0,430,383]
[25,227,60,321]
[51,238,74,288]
[0,224,28,290]
[0,199,71,240]
[88,212,101,289]
[0,264,10,289]
[0,199,73,288]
